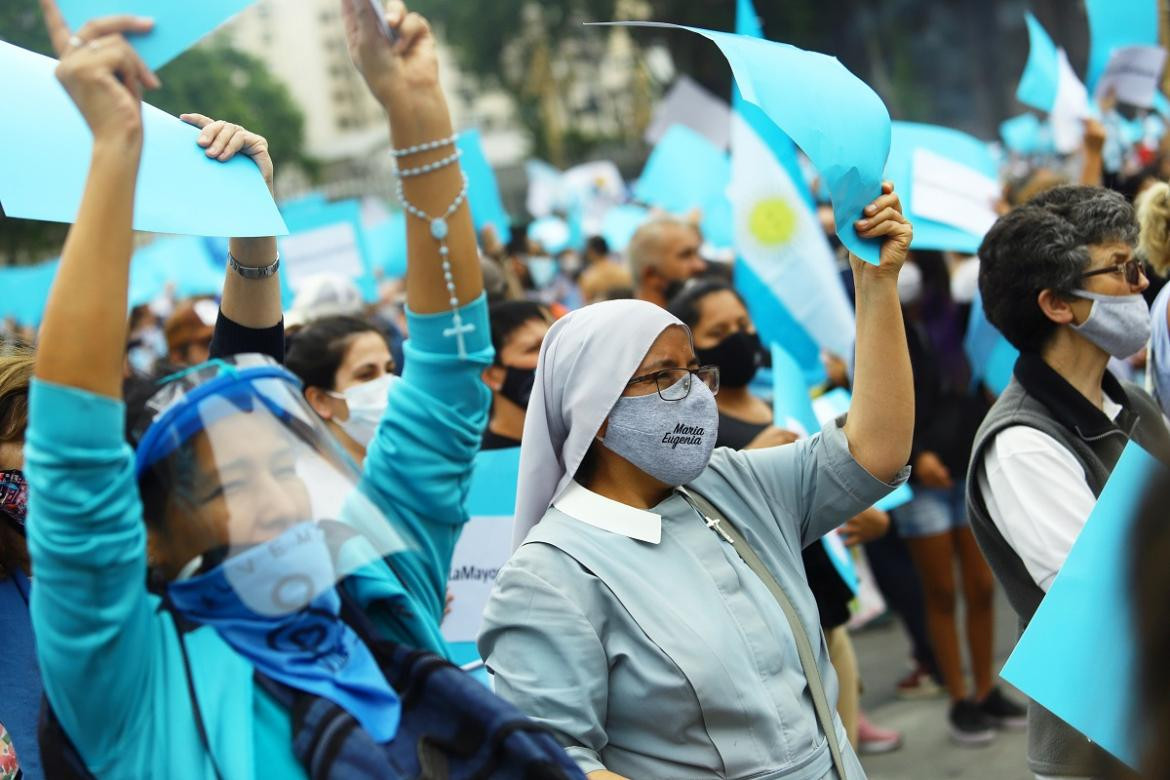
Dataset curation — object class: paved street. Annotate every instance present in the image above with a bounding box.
[853,588,1032,779]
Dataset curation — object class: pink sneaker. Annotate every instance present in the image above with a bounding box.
[857,712,903,755]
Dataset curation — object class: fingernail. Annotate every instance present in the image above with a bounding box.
[865,205,875,214]
[857,220,868,228]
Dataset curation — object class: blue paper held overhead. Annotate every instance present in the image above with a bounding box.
[57,0,256,70]
[0,43,286,238]
[595,22,891,264]
[1001,442,1165,769]
[456,129,511,238]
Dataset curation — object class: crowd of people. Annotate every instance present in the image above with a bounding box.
[2,1,1170,779]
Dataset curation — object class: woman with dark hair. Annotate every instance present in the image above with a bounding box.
[892,250,1024,745]
[285,315,397,465]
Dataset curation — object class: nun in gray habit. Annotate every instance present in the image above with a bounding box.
[479,185,916,780]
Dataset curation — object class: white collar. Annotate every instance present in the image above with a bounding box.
[552,480,662,544]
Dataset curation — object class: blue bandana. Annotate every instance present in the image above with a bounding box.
[166,524,400,742]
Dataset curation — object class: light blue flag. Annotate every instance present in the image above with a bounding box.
[278,199,377,306]
[528,216,572,255]
[770,342,822,438]
[1016,13,1061,112]
[0,259,60,327]
[964,294,1019,396]
[0,43,286,237]
[999,113,1048,155]
[600,204,650,252]
[57,0,255,70]
[884,121,999,254]
[456,129,511,237]
[128,235,221,308]
[599,21,891,264]
[732,0,813,209]
[1001,442,1165,769]
[1085,0,1158,93]
[633,123,730,215]
[736,260,825,386]
[445,446,522,680]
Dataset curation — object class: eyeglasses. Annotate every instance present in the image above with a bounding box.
[1080,258,1144,287]
[625,366,720,401]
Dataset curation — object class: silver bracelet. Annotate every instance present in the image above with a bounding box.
[390,133,458,158]
[228,252,280,280]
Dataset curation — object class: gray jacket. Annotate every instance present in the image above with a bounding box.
[967,353,1170,777]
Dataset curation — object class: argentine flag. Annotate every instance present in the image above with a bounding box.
[729,0,855,364]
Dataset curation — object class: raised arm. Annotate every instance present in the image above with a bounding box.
[343,0,483,313]
[34,7,157,396]
[842,183,914,483]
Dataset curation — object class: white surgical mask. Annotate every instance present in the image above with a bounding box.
[328,374,399,448]
[1070,290,1151,359]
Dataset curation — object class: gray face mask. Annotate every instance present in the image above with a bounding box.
[1070,290,1151,359]
[601,376,719,486]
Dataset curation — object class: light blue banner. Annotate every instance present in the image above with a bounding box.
[633,123,730,216]
[737,261,825,387]
[1085,0,1158,93]
[0,259,60,327]
[884,121,998,254]
[965,294,1018,396]
[457,129,511,238]
[601,204,650,252]
[58,0,255,70]
[999,113,1049,155]
[364,211,407,279]
[770,342,822,438]
[1001,442,1165,769]
[278,198,377,306]
[604,22,890,264]
[128,235,221,309]
[1016,13,1061,113]
[0,42,286,238]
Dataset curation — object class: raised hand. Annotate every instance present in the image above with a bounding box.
[180,113,274,195]
[852,182,913,280]
[341,0,440,110]
[40,0,159,145]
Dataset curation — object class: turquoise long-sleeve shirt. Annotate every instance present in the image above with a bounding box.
[24,296,492,779]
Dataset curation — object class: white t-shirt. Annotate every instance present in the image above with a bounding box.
[976,395,1122,592]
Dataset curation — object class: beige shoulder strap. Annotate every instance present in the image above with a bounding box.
[678,487,849,780]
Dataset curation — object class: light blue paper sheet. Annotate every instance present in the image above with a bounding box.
[884,121,998,254]
[1001,442,1165,769]
[602,21,890,264]
[1085,0,1158,93]
[57,0,255,70]
[456,129,511,237]
[1016,13,1061,113]
[0,42,286,238]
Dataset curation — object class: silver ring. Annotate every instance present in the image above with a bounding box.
[67,35,83,49]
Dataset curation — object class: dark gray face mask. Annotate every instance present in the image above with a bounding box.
[1070,290,1151,359]
[601,377,719,486]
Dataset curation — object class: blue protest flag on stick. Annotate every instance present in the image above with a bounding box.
[1085,0,1158,93]
[0,43,286,238]
[1001,442,1165,769]
[633,123,731,215]
[1016,13,1061,112]
[456,129,511,237]
[57,0,256,70]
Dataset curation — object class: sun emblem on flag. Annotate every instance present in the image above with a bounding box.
[747,197,798,247]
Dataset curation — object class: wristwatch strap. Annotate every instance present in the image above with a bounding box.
[228,252,280,280]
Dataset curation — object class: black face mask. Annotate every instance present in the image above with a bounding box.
[696,330,766,388]
[499,365,536,409]
[663,278,689,306]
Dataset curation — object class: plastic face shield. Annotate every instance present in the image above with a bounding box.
[134,355,414,615]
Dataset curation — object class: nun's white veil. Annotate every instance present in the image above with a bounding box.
[511,299,684,549]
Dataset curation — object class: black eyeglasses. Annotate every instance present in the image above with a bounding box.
[1080,258,1144,287]
[626,366,720,401]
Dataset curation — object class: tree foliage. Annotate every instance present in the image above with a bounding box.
[0,1,309,264]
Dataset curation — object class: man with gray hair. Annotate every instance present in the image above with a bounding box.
[627,216,707,308]
[968,185,1170,779]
